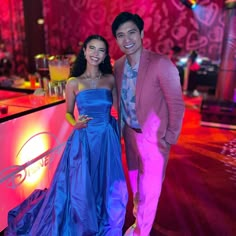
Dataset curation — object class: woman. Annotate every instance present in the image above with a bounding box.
[5,35,128,236]
[184,50,200,96]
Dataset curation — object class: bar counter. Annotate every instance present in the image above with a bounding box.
[0,81,65,123]
[0,83,72,231]
[0,91,65,123]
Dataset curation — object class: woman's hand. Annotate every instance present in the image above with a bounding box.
[73,115,93,129]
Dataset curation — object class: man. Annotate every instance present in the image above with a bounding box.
[111,12,185,236]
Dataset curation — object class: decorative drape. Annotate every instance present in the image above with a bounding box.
[0,0,27,76]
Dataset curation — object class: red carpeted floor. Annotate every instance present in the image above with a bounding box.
[122,95,236,236]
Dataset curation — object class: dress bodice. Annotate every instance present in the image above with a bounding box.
[76,88,113,128]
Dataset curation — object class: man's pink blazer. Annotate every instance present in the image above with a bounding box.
[114,48,185,145]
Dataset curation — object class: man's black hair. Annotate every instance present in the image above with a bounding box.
[111,12,144,37]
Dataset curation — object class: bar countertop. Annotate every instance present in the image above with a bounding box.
[0,90,65,123]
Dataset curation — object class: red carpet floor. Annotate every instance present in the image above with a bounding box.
[122,95,236,236]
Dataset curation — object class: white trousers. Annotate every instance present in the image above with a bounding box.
[123,125,170,236]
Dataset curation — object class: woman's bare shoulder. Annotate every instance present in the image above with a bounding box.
[66,77,79,91]
[67,76,84,86]
[103,73,114,80]
[67,76,78,84]
[102,73,115,88]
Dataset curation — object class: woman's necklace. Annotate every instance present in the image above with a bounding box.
[83,73,102,89]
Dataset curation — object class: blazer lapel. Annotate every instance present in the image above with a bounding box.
[115,56,126,104]
[136,49,150,106]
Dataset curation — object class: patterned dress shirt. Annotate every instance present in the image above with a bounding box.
[121,59,141,129]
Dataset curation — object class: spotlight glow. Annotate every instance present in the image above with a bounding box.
[181,0,198,9]
[16,134,50,187]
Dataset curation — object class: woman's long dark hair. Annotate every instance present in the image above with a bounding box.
[70,35,113,77]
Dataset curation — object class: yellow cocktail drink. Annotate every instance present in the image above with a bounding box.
[49,57,70,81]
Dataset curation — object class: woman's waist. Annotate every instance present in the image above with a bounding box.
[86,116,111,125]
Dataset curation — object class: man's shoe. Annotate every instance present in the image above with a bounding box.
[124,224,136,236]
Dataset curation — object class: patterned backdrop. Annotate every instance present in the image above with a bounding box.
[0,0,227,74]
[0,0,27,76]
[43,0,225,61]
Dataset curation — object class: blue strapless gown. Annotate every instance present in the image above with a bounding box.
[5,89,128,236]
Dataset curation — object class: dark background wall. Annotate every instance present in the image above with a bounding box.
[23,0,46,73]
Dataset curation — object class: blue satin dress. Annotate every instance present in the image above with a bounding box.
[6,89,128,236]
